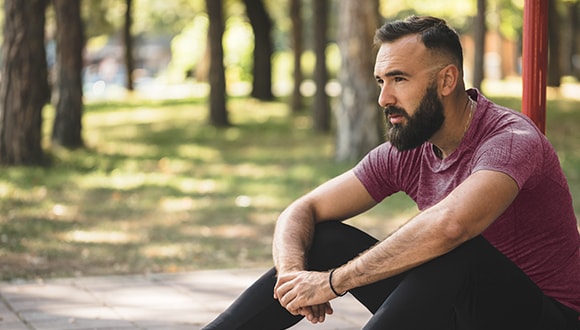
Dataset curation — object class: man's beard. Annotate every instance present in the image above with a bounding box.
[384,84,445,151]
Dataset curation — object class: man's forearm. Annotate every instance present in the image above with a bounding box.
[331,208,463,293]
[272,199,317,273]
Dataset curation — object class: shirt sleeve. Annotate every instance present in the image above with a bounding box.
[354,143,422,202]
[472,120,545,190]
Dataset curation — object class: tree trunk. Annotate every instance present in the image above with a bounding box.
[563,1,574,76]
[567,1,580,79]
[335,0,381,162]
[290,0,303,112]
[0,0,48,165]
[124,0,135,91]
[547,0,562,87]
[472,0,486,90]
[205,0,229,127]
[312,0,330,133]
[242,0,274,100]
[51,0,84,149]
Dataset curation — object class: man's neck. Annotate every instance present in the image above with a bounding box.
[431,94,474,159]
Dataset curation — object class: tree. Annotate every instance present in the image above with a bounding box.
[0,0,49,165]
[51,0,85,149]
[565,0,580,79]
[472,0,486,90]
[290,0,304,112]
[547,0,562,87]
[335,0,381,162]
[124,0,135,91]
[205,0,230,126]
[242,0,274,100]
[312,0,330,132]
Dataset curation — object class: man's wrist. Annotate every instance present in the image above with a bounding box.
[329,268,347,297]
[275,261,305,274]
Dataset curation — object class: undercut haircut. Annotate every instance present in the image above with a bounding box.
[374,16,464,73]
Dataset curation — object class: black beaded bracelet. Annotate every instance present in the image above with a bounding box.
[329,268,346,297]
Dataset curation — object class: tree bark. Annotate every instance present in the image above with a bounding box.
[547,0,562,87]
[205,0,230,127]
[290,0,303,112]
[242,0,274,100]
[0,0,48,165]
[124,0,135,91]
[335,0,381,162]
[312,0,330,133]
[51,0,84,149]
[570,1,580,79]
[472,0,486,90]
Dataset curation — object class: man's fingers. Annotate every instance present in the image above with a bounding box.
[300,303,333,324]
[325,302,334,315]
[273,272,298,300]
[312,304,325,323]
[275,280,295,306]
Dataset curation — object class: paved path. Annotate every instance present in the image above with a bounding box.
[0,269,371,329]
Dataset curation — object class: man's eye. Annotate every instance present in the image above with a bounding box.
[394,77,405,83]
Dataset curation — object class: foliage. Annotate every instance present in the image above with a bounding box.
[494,0,524,41]
[379,0,476,28]
[223,16,255,83]
[168,3,256,85]
[82,0,124,38]
[378,0,524,41]
[168,14,209,81]
[83,0,202,39]
[133,0,202,35]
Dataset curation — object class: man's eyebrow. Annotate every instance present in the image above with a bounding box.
[375,70,410,79]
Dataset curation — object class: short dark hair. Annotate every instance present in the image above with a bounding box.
[374,16,463,71]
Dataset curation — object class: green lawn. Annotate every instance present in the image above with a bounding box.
[0,92,578,281]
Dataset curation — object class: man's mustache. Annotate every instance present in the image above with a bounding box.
[384,106,409,118]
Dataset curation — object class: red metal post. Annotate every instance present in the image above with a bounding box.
[522,0,549,134]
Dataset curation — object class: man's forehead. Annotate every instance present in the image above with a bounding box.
[374,35,430,73]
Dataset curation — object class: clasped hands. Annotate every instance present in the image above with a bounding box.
[273,270,338,324]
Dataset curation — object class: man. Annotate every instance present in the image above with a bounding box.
[204,16,580,329]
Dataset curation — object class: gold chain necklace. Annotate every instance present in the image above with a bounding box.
[463,99,474,139]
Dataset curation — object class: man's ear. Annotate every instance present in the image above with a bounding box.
[438,64,459,97]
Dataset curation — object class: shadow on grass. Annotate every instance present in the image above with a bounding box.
[1,94,578,281]
[0,98,361,280]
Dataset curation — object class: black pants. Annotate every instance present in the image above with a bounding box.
[203,222,580,329]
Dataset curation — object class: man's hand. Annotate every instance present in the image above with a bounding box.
[273,271,338,323]
[296,302,334,324]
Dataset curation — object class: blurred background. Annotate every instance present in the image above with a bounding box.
[0,0,578,281]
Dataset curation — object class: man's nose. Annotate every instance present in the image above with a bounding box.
[378,86,395,108]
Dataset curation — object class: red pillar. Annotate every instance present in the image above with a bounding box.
[522,0,549,134]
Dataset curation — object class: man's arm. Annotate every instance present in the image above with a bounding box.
[276,170,519,313]
[272,169,378,274]
[271,170,377,322]
[330,170,519,293]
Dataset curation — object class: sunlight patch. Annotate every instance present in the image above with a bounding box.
[176,144,221,160]
[235,195,252,208]
[142,244,183,258]
[159,196,212,212]
[50,204,78,218]
[160,197,194,212]
[63,230,141,244]
[176,178,217,194]
[198,224,257,239]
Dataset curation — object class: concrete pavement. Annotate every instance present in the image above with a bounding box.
[0,269,371,329]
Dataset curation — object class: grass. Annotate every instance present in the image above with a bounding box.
[0,89,579,281]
